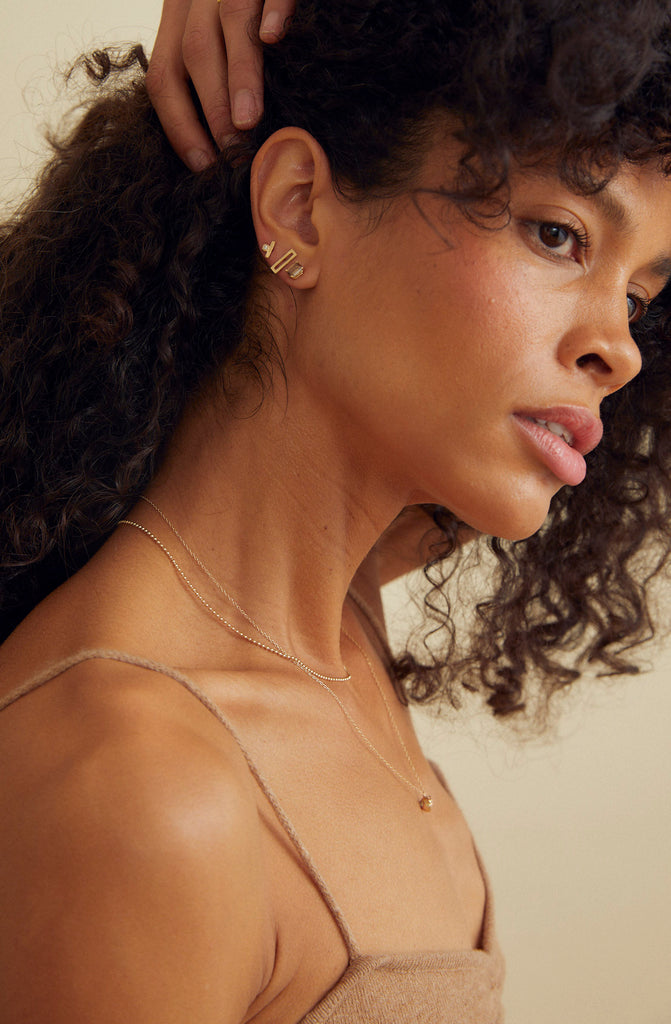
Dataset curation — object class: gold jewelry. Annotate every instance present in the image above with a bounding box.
[342,627,433,811]
[261,240,304,279]
[120,502,432,812]
[138,497,349,683]
[347,586,390,653]
[346,589,433,805]
[119,517,350,683]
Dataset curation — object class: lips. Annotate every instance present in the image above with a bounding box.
[515,406,603,456]
[513,406,603,487]
[527,417,573,446]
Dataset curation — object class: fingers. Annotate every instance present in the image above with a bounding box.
[147,0,219,171]
[221,0,295,128]
[259,0,295,42]
[184,0,235,145]
[147,0,297,171]
[217,0,264,129]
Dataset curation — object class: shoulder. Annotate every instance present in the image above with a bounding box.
[0,655,276,1023]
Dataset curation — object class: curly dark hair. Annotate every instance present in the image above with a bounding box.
[3,0,671,719]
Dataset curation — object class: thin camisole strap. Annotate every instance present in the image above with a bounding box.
[0,647,360,959]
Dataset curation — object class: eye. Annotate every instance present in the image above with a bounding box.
[627,294,650,324]
[527,220,590,261]
[538,224,571,251]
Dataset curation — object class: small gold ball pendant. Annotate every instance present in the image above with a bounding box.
[419,795,433,812]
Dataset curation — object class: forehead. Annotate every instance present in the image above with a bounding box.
[404,137,671,255]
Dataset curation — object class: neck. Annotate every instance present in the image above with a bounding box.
[141,373,404,673]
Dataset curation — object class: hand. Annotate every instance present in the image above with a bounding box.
[146,0,295,172]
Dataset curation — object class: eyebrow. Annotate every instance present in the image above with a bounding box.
[647,254,671,287]
[589,187,632,233]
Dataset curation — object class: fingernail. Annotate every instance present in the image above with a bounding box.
[186,148,213,172]
[232,89,259,128]
[260,11,284,40]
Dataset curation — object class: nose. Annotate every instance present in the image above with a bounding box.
[557,310,642,394]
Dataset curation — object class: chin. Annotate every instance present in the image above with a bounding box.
[420,473,559,542]
[458,496,554,542]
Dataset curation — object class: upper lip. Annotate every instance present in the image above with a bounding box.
[515,406,603,456]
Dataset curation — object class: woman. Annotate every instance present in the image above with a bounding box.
[2,2,671,1020]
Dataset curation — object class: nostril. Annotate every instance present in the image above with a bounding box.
[576,352,611,372]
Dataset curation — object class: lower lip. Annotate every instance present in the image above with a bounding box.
[513,415,587,486]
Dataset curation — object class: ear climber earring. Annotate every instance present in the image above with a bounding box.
[261,240,304,279]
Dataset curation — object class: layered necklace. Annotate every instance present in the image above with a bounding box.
[119,497,433,812]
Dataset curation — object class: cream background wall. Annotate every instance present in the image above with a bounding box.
[1,3,670,1021]
[385,572,671,1024]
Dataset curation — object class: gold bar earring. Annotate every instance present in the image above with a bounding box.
[261,241,304,280]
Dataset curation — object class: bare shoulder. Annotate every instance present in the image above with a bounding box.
[0,657,275,1024]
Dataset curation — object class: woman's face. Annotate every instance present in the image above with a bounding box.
[295,144,671,540]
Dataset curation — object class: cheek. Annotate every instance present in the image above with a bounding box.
[404,251,532,385]
[319,216,564,443]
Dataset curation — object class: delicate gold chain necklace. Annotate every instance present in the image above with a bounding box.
[341,627,433,811]
[347,585,390,653]
[119,501,432,811]
[139,497,352,683]
[118,518,350,682]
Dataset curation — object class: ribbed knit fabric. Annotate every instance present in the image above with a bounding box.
[0,649,505,1023]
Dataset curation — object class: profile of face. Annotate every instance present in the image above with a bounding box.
[252,131,671,542]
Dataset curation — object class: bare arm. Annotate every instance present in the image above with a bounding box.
[147,0,295,170]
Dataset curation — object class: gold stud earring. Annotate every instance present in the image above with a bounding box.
[261,241,304,280]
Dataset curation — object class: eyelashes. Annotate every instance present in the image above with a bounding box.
[525,219,651,325]
[627,294,650,324]
[525,219,590,260]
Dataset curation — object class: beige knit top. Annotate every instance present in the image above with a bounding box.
[0,649,505,1023]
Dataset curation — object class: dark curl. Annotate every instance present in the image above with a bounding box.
[3,0,671,720]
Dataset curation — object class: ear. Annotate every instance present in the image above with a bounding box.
[250,127,334,289]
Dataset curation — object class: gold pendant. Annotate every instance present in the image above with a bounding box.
[419,794,433,812]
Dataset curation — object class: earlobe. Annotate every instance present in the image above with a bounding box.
[250,128,332,288]
[260,240,304,279]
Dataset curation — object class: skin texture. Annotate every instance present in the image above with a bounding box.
[3,125,671,1021]
[247,132,662,542]
[145,0,452,573]
[146,2,668,563]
